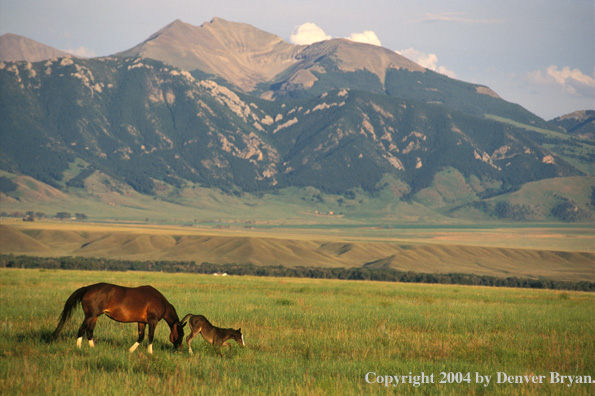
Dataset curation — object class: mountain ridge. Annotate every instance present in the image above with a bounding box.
[550,110,595,140]
[1,19,594,223]
[0,18,534,122]
[0,33,72,62]
[117,18,425,94]
[117,18,302,91]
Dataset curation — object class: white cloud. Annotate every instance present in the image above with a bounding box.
[346,31,381,46]
[290,23,331,45]
[397,48,457,78]
[290,23,382,47]
[527,66,595,97]
[420,12,504,24]
[65,46,97,58]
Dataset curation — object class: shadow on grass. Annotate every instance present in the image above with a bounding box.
[11,328,55,344]
[47,331,182,354]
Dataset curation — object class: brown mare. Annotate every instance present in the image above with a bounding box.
[51,283,185,354]
[180,314,244,356]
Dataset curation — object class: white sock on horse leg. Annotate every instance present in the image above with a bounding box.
[129,342,140,353]
[77,337,82,348]
[89,339,95,348]
[189,346,193,355]
[148,344,153,354]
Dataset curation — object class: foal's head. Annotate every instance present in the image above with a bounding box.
[233,328,245,347]
[170,321,186,349]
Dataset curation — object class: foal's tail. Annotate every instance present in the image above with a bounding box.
[51,285,89,340]
[179,313,193,326]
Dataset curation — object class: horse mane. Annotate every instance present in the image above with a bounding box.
[139,285,180,327]
[164,300,181,326]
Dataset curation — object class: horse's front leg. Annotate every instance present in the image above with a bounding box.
[212,340,228,357]
[222,341,233,356]
[214,344,223,357]
[129,322,146,353]
[147,320,157,354]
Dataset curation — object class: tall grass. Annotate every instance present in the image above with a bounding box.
[1,268,594,395]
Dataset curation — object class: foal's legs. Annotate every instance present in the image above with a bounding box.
[185,325,200,355]
[129,322,146,353]
[214,340,233,357]
[222,341,233,356]
[213,343,224,357]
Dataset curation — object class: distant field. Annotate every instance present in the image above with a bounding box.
[1,220,594,282]
[1,269,594,395]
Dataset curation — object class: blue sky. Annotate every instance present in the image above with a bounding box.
[1,0,593,119]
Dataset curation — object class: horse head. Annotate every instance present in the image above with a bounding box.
[235,328,245,347]
[170,321,186,349]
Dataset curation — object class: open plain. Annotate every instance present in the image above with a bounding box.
[1,268,594,395]
[1,219,594,282]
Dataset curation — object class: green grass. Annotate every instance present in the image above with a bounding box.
[1,268,594,395]
[485,114,561,135]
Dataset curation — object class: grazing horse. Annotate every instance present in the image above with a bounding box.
[51,283,185,354]
[180,314,244,356]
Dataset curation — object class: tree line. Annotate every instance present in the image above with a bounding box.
[0,211,88,220]
[1,254,593,292]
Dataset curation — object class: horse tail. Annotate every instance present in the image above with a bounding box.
[51,285,89,340]
[180,313,193,326]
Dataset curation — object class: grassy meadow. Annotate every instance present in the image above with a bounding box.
[1,268,594,395]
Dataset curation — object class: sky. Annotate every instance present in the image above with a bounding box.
[1,0,593,120]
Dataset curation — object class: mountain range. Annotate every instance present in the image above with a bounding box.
[0,19,594,223]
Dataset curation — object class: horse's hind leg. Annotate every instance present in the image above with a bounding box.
[186,325,200,355]
[129,323,146,353]
[86,317,98,347]
[185,331,194,355]
[76,323,84,348]
[76,316,98,348]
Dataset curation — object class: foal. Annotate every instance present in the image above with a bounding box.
[180,314,244,356]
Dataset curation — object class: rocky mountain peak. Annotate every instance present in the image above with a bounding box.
[0,33,71,62]
[116,18,429,94]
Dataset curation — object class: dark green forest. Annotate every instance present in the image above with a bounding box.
[2,254,593,292]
